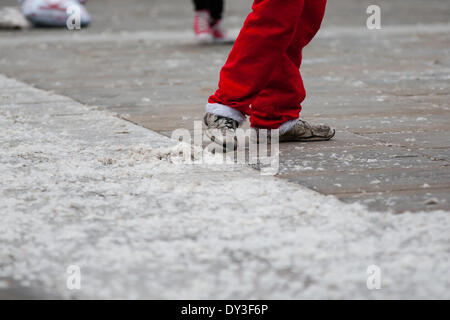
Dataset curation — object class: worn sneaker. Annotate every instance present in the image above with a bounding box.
[193,10,212,43]
[203,112,239,150]
[210,19,228,42]
[20,0,91,27]
[279,119,335,142]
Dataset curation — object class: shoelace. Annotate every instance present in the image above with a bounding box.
[195,12,210,33]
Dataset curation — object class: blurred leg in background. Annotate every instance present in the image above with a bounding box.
[192,0,227,43]
[19,0,91,27]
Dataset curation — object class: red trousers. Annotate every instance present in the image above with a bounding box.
[208,0,327,129]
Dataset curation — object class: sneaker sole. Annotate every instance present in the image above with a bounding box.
[212,38,235,45]
[195,33,213,44]
[279,129,336,142]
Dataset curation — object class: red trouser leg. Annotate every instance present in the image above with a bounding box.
[208,0,327,129]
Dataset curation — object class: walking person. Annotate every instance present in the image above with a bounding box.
[203,0,335,148]
[192,0,228,42]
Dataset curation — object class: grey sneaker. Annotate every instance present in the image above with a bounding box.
[203,112,239,150]
[280,119,335,142]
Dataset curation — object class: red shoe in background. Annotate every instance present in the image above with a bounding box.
[210,19,228,43]
[193,10,212,43]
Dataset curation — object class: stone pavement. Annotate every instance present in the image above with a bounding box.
[0,0,449,214]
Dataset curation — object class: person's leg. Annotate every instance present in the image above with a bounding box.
[208,0,224,23]
[192,0,213,42]
[207,0,305,123]
[208,0,228,42]
[193,0,208,11]
[250,0,327,130]
[205,0,334,146]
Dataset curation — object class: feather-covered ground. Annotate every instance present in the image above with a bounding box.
[0,75,448,299]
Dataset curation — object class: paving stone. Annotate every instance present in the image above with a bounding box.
[364,131,450,149]
[278,145,447,175]
[280,168,450,195]
[339,188,450,213]
[309,113,450,134]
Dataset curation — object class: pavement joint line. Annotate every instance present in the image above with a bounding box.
[350,131,449,151]
[322,184,450,195]
[334,186,450,197]
[302,110,450,119]
[278,164,450,175]
[349,127,450,132]
[1,23,450,46]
